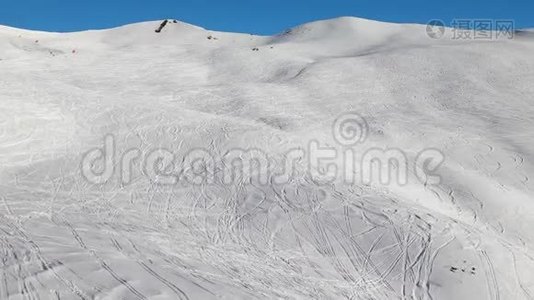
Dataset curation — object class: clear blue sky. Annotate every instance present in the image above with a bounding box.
[1,0,532,34]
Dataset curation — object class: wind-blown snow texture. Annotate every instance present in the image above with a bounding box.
[1,17,534,299]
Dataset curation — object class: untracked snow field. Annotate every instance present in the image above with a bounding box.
[0,17,534,299]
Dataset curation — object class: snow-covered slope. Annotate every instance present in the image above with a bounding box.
[1,17,534,299]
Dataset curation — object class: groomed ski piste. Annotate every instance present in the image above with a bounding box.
[0,17,533,299]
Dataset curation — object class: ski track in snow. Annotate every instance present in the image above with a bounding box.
[0,17,534,299]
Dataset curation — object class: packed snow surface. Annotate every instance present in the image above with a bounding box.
[1,17,534,299]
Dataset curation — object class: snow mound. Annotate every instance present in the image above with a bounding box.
[279,17,402,40]
[97,20,207,45]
